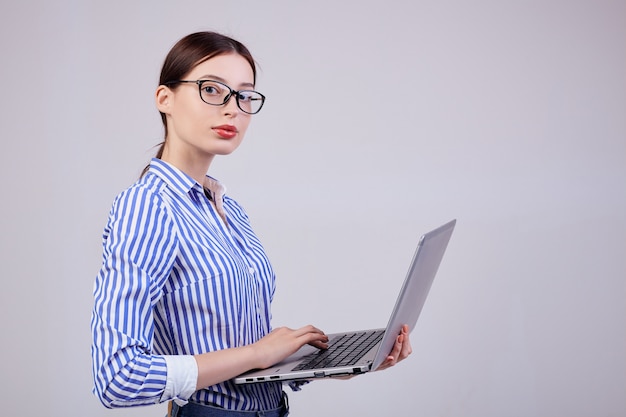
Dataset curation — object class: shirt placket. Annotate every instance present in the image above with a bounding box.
[192,188,265,344]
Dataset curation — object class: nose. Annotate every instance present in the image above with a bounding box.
[222,93,240,115]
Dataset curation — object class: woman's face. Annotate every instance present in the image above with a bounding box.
[157,53,255,166]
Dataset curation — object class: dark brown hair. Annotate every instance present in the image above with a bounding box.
[141,31,257,177]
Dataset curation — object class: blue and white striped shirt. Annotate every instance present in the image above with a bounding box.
[91,158,282,410]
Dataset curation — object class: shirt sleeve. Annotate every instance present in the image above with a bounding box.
[91,184,180,408]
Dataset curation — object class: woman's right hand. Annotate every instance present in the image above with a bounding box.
[252,325,329,369]
[194,325,328,390]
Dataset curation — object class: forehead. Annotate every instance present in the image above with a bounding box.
[187,53,255,87]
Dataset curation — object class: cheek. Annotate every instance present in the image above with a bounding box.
[238,117,252,136]
[172,99,202,126]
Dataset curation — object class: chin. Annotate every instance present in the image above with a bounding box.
[211,145,240,156]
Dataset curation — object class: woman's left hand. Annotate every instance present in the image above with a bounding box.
[376,324,412,371]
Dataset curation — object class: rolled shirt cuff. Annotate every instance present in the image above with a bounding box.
[161,355,198,406]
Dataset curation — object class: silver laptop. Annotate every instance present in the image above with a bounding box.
[233,219,456,385]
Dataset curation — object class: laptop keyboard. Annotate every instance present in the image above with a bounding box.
[292,330,385,371]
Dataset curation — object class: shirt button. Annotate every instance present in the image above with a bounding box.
[249,267,255,275]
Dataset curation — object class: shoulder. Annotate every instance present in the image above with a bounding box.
[113,173,167,205]
[107,174,171,223]
[102,175,179,255]
[223,194,250,222]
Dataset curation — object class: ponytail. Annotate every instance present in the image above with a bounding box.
[140,141,165,178]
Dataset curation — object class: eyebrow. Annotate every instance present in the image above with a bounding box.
[198,74,255,89]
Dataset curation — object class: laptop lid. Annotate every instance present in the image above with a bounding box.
[370,218,456,370]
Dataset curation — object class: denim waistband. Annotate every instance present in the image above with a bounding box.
[170,393,289,417]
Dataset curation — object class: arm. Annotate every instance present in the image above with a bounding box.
[91,186,178,407]
[193,325,328,389]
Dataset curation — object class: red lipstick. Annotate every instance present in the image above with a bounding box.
[213,125,238,139]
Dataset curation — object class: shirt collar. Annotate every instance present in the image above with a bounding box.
[148,158,227,200]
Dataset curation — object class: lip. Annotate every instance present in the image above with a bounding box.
[212,124,238,139]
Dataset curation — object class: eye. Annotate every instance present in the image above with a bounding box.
[237,91,254,102]
[202,84,222,96]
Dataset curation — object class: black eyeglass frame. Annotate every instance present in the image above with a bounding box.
[164,79,266,114]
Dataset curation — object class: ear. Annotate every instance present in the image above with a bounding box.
[156,85,172,114]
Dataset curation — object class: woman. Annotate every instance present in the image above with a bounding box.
[91,31,411,416]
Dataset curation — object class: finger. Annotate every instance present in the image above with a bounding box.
[395,325,412,361]
[381,337,405,369]
[295,325,326,338]
[400,334,413,359]
[308,331,329,349]
[295,325,329,348]
[379,335,403,369]
[391,333,404,358]
[309,339,329,350]
[377,356,395,371]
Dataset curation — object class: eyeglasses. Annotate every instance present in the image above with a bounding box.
[165,79,265,114]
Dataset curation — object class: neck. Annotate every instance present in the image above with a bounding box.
[160,146,214,184]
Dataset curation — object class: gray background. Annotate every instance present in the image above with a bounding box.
[1,1,624,416]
